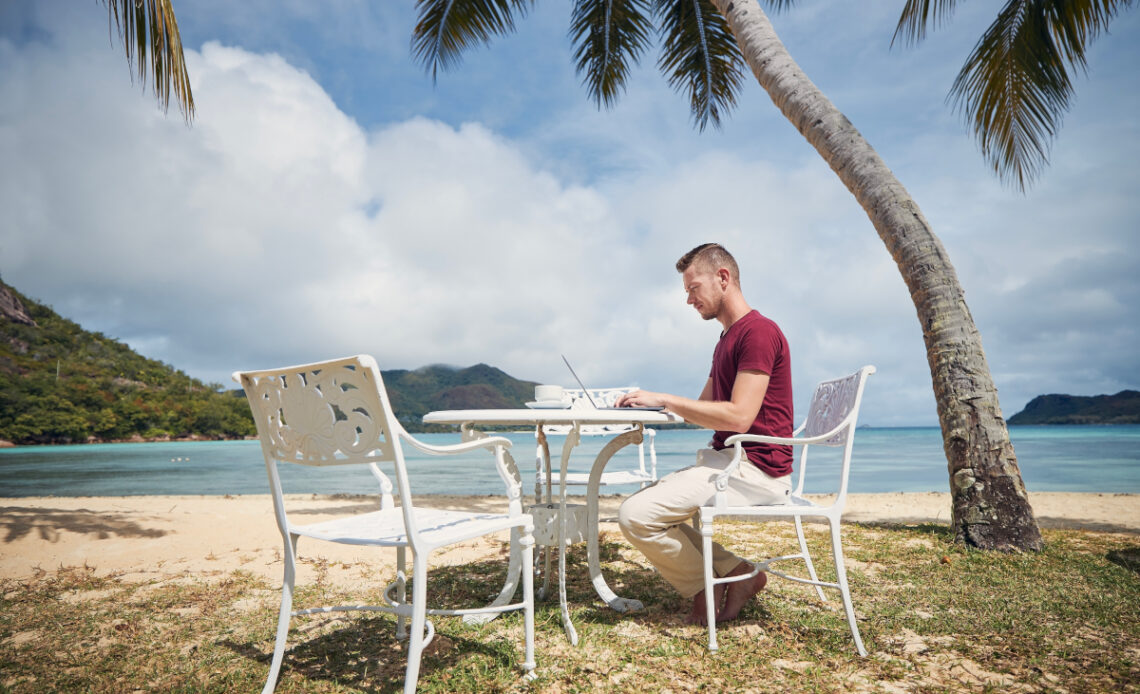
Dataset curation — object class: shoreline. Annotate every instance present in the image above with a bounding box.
[0,435,257,448]
[4,420,1137,448]
[1,492,1135,589]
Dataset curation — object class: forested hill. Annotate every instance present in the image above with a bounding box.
[384,363,536,430]
[1009,391,1140,425]
[0,280,537,445]
[1,281,256,445]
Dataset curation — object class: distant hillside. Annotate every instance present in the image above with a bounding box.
[0,280,538,444]
[385,363,537,431]
[1,281,257,445]
[1009,390,1140,425]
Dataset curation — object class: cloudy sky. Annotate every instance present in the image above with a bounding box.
[2,1,1137,426]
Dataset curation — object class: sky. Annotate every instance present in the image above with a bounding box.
[1,1,1137,427]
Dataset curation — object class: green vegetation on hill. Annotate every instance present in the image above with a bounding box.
[0,282,256,444]
[0,280,540,444]
[1009,390,1140,425]
[384,363,536,431]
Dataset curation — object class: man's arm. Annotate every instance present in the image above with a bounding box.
[617,370,770,433]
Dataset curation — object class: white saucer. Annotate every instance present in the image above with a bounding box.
[525,400,571,409]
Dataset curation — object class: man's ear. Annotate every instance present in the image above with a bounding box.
[717,267,731,286]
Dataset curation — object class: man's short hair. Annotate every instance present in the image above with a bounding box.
[676,243,740,283]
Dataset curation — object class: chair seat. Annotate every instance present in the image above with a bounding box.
[562,470,654,486]
[705,494,843,522]
[291,507,528,551]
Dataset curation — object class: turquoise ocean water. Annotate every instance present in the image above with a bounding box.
[0,425,1136,497]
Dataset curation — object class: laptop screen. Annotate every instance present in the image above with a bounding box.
[561,355,664,411]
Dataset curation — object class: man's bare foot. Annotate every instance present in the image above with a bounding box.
[684,582,727,625]
[717,561,766,623]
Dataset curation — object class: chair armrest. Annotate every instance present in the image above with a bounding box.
[401,430,525,512]
[724,430,837,447]
[708,444,750,509]
[399,432,512,456]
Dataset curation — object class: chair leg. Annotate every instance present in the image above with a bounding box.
[403,554,430,694]
[701,519,719,651]
[520,532,537,675]
[395,546,408,640]
[539,541,553,601]
[263,534,299,694]
[794,516,827,602]
[492,527,524,606]
[828,518,867,657]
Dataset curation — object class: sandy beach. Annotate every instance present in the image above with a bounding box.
[1,492,1136,589]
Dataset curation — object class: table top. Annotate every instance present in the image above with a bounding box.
[423,407,684,427]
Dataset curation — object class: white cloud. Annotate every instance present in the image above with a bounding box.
[1,1,1137,429]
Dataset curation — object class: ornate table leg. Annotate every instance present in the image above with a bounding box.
[535,427,554,601]
[588,425,646,613]
[557,425,581,645]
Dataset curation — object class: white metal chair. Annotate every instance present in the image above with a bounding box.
[534,387,658,496]
[233,355,536,694]
[699,366,875,655]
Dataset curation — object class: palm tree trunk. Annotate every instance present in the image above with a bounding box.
[710,0,1043,551]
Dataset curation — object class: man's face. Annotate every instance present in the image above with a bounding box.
[682,265,724,321]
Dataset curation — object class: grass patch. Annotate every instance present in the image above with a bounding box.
[1,523,1137,692]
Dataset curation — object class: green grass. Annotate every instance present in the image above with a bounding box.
[2,522,1137,692]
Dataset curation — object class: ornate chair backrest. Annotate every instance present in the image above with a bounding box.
[234,355,421,541]
[792,366,875,499]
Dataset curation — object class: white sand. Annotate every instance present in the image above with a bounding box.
[1,492,1135,588]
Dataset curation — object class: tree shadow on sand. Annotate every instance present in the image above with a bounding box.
[0,506,168,543]
[1106,547,1140,573]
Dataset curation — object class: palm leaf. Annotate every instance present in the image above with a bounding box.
[892,0,963,47]
[654,0,745,131]
[950,0,1133,190]
[104,0,194,122]
[1039,0,1133,67]
[760,0,799,11]
[570,0,655,108]
[412,0,534,80]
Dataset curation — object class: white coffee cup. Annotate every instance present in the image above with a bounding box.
[535,384,564,402]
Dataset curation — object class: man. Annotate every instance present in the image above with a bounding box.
[615,243,793,625]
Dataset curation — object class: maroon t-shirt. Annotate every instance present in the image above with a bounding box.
[709,310,793,477]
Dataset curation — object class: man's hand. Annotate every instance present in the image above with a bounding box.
[615,389,669,409]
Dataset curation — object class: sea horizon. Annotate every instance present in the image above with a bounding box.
[1,425,1136,498]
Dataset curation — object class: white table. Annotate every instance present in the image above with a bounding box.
[423,406,684,644]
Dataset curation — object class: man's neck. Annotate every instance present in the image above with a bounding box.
[717,295,752,332]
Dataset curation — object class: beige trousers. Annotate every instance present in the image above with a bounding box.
[617,447,791,598]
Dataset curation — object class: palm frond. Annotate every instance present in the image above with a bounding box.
[759,0,799,12]
[570,0,654,108]
[654,0,745,131]
[1040,0,1133,69]
[412,0,534,81]
[892,0,963,47]
[951,0,1133,190]
[104,0,194,122]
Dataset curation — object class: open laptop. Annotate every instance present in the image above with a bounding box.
[562,355,665,411]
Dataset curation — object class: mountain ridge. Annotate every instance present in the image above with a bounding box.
[0,280,537,444]
[1008,390,1140,425]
